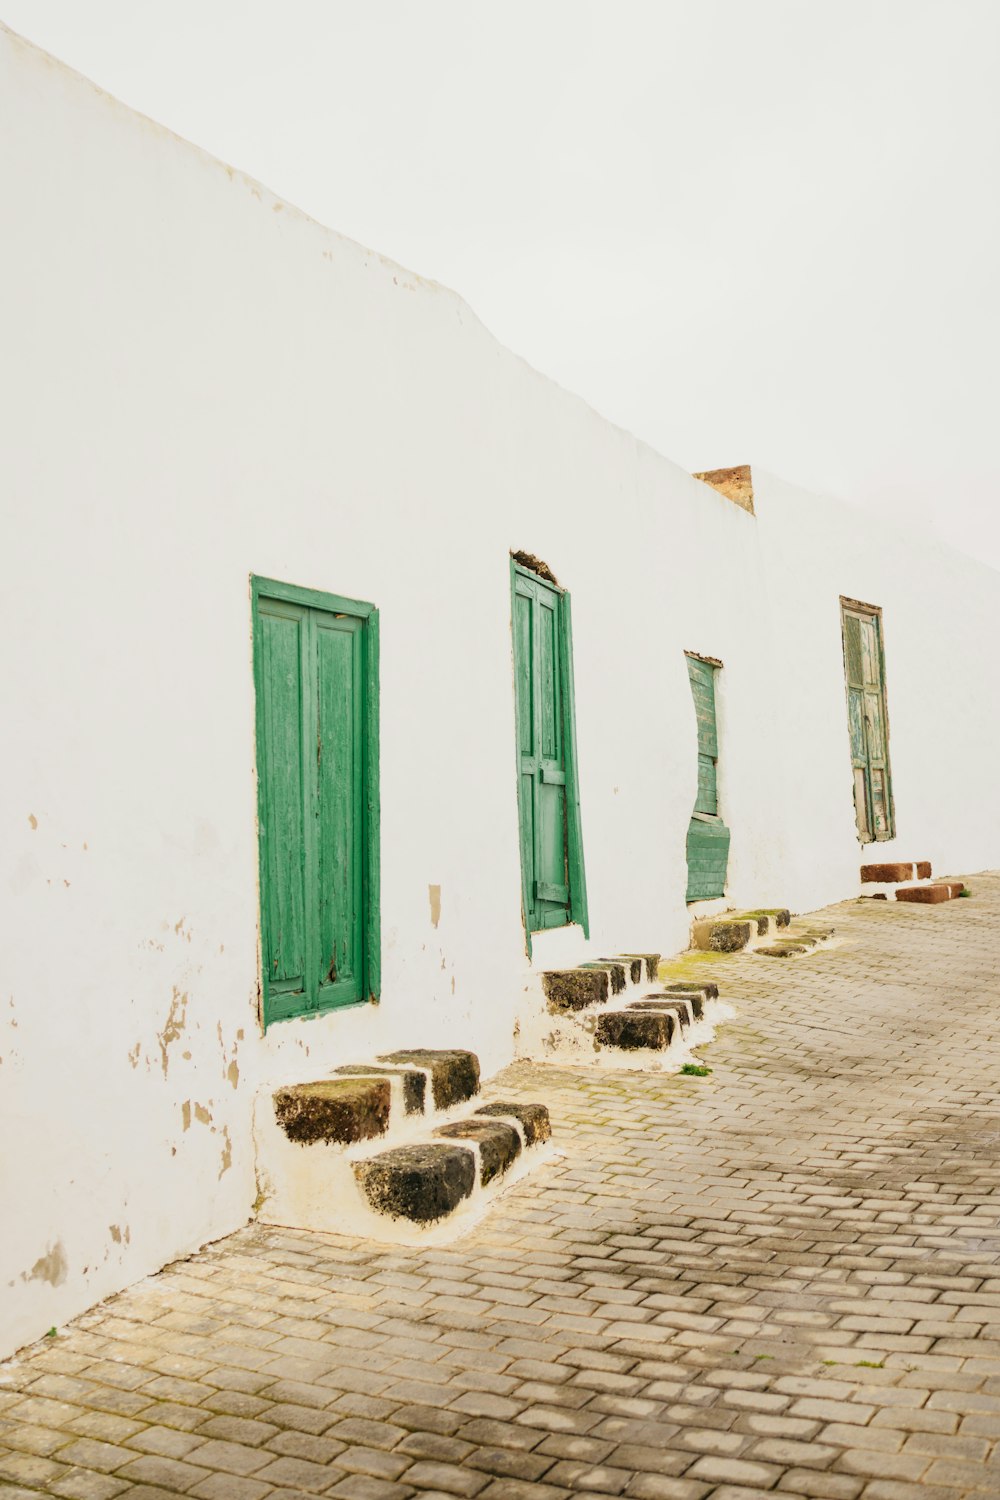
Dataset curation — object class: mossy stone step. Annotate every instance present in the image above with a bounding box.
[618,953,661,981]
[274,1077,391,1146]
[354,1142,476,1223]
[579,961,628,994]
[692,919,753,953]
[542,969,610,1013]
[628,997,692,1028]
[659,981,719,1002]
[755,943,810,958]
[436,1118,521,1185]
[333,1064,426,1114]
[595,1009,675,1050]
[377,1049,480,1110]
[733,909,791,934]
[475,1101,552,1146]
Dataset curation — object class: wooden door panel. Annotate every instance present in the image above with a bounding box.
[511,562,587,938]
[315,616,364,1007]
[841,603,894,842]
[254,578,378,1026]
[257,603,308,1004]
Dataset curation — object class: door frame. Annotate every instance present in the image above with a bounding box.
[839,594,895,843]
[251,574,380,1027]
[509,557,589,955]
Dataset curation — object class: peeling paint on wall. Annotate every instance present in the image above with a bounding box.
[156,989,188,1077]
[22,1242,68,1287]
[428,884,441,928]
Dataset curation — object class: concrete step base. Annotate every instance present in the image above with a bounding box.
[254,1049,553,1243]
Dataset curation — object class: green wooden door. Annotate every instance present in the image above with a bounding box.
[685,654,731,900]
[841,603,894,841]
[511,561,588,942]
[253,577,379,1026]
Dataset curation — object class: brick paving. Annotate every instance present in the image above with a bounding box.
[4,873,1000,1499]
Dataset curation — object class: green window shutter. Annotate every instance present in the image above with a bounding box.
[253,577,380,1027]
[511,561,589,945]
[255,599,310,1014]
[841,603,894,843]
[684,654,730,901]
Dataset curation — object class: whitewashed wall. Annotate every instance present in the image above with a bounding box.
[2,26,999,1358]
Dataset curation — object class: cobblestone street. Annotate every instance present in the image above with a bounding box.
[4,875,1000,1500]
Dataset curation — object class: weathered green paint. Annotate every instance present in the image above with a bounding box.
[511,560,589,947]
[252,576,380,1027]
[841,600,894,842]
[684,654,730,901]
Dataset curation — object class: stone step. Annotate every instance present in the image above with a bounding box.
[520,962,723,1070]
[270,1050,480,1151]
[255,1048,553,1242]
[895,880,965,904]
[861,861,932,883]
[592,981,723,1056]
[692,918,754,953]
[542,953,661,1014]
[376,1049,480,1110]
[353,1101,551,1227]
[692,909,793,954]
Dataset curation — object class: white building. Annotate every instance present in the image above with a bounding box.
[2,24,999,1359]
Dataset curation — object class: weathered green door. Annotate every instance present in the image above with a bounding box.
[685,654,731,900]
[511,560,588,942]
[841,601,894,841]
[252,577,380,1026]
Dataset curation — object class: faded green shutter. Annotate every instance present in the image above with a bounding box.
[256,599,309,1010]
[841,603,894,843]
[684,654,730,901]
[253,578,380,1026]
[511,561,588,944]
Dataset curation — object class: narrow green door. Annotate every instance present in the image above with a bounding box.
[685,654,731,900]
[841,601,894,841]
[252,577,380,1026]
[511,560,588,942]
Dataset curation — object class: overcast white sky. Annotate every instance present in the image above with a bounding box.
[4,1,999,565]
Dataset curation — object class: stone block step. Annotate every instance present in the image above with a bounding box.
[256,1054,553,1242]
[595,1009,674,1050]
[542,953,661,1013]
[353,1100,552,1227]
[861,861,932,882]
[734,909,791,935]
[590,980,725,1057]
[273,1076,392,1146]
[692,918,753,953]
[692,911,796,954]
[542,968,609,1013]
[895,880,965,903]
[377,1049,480,1110]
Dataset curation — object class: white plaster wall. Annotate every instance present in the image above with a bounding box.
[2,27,999,1357]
